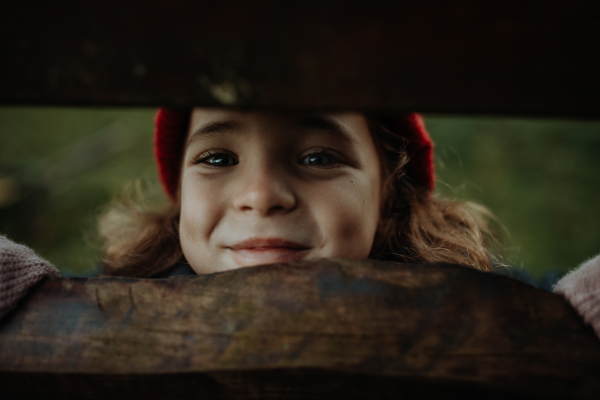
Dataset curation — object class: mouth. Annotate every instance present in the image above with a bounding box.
[228,238,310,266]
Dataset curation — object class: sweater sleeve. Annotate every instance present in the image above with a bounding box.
[553,254,600,338]
[0,235,60,319]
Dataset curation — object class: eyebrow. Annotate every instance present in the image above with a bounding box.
[292,115,361,148]
[186,120,242,146]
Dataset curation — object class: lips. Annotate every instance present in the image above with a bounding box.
[230,238,308,250]
[228,237,310,266]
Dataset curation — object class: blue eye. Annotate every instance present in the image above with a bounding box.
[299,149,346,167]
[300,153,335,166]
[198,153,238,167]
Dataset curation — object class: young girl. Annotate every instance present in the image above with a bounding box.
[99,108,496,277]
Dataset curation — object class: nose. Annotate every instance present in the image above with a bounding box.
[232,164,297,216]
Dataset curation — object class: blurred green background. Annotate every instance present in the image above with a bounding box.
[0,107,599,277]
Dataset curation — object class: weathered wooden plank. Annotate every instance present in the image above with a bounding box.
[1,1,599,116]
[0,259,599,399]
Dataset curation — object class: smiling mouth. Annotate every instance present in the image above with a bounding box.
[228,238,310,266]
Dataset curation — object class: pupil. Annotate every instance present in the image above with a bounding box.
[310,155,329,165]
[211,156,228,165]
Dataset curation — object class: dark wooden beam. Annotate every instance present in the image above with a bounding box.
[1,260,599,399]
[1,1,599,116]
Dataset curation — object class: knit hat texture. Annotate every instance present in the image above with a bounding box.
[154,108,435,202]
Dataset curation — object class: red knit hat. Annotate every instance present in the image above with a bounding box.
[154,108,435,202]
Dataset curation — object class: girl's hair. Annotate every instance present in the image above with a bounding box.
[99,114,497,277]
[367,118,496,270]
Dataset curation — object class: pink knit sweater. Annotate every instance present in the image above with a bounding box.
[554,254,600,337]
[0,235,60,318]
[0,235,599,338]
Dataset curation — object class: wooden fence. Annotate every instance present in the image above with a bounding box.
[1,260,599,398]
[1,1,598,116]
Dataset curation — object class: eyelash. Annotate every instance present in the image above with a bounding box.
[194,150,238,167]
[299,149,344,167]
[193,148,345,168]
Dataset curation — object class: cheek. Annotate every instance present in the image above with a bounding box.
[310,175,380,259]
[179,173,224,247]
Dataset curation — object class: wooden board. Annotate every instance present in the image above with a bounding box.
[0,259,599,399]
[1,1,599,116]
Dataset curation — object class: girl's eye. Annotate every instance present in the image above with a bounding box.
[301,154,332,166]
[197,152,238,167]
[299,151,340,167]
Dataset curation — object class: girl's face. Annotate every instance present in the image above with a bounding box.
[179,108,382,274]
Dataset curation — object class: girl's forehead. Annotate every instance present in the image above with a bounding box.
[187,108,370,144]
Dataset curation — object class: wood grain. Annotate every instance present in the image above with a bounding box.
[0,259,599,398]
[1,0,598,116]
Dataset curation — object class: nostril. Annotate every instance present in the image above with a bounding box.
[232,176,297,215]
